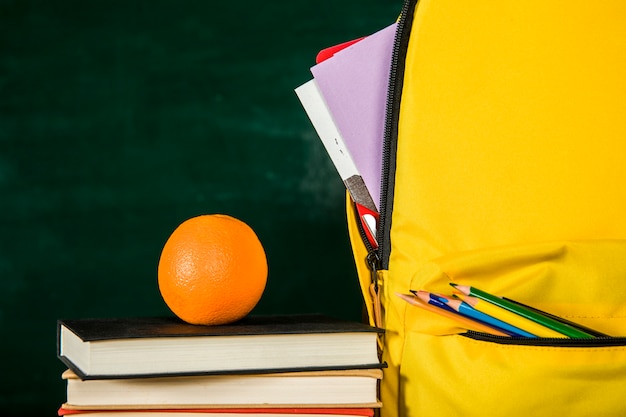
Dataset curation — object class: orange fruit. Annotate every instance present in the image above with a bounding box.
[157,214,268,326]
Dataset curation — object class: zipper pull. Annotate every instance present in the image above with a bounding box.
[355,203,379,250]
[366,251,383,329]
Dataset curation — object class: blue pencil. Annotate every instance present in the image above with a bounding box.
[411,290,457,314]
[433,294,537,338]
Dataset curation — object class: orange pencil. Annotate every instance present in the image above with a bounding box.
[395,293,509,337]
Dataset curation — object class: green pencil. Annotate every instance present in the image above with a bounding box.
[502,296,610,337]
[450,283,596,339]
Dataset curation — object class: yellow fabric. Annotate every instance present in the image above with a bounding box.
[401,332,626,416]
[394,0,626,277]
[346,1,626,415]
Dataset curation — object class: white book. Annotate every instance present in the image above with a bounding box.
[61,368,383,409]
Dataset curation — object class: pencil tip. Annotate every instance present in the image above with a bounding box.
[450,282,458,288]
[409,289,418,295]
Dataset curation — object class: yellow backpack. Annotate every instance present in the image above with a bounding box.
[347,1,626,415]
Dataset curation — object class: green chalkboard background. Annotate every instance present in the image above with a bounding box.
[0,0,400,415]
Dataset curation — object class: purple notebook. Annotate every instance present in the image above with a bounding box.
[311,23,397,210]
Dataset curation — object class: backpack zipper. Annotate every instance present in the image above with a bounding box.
[355,0,417,329]
[356,0,416,310]
[464,331,626,347]
[377,0,417,270]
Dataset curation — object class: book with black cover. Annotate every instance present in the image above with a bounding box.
[57,314,383,379]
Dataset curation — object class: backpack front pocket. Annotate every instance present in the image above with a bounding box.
[387,239,626,416]
[399,329,626,416]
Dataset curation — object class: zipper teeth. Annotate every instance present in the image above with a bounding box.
[378,0,416,269]
[464,331,626,347]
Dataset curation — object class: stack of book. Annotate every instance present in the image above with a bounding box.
[56,314,384,417]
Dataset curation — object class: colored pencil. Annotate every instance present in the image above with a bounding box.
[455,294,565,338]
[429,294,537,338]
[413,291,521,337]
[410,290,458,314]
[451,284,596,339]
[395,293,510,337]
[502,297,610,337]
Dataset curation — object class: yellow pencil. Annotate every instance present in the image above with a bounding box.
[455,294,566,338]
